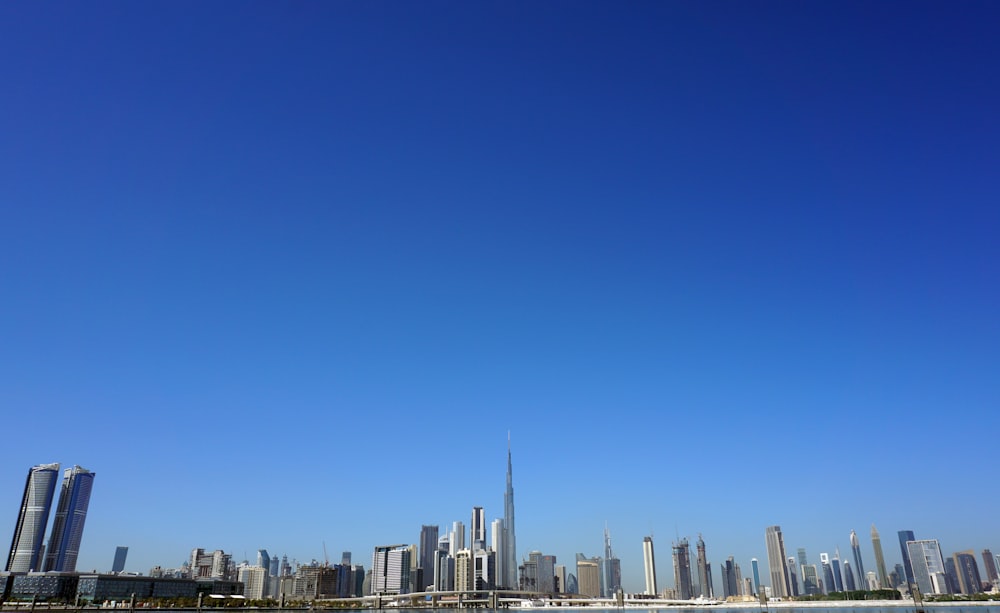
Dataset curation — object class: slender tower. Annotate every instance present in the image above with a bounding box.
[765,525,790,598]
[43,465,96,572]
[6,463,61,573]
[503,433,517,590]
[697,535,712,597]
[849,530,866,590]
[643,536,658,596]
[870,524,890,589]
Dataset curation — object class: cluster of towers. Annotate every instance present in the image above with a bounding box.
[764,524,999,598]
[6,463,96,574]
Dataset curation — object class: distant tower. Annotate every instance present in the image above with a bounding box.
[471,507,485,551]
[503,434,517,590]
[897,530,916,587]
[112,546,129,573]
[750,558,761,595]
[765,525,790,598]
[450,521,465,556]
[786,557,799,596]
[342,551,352,566]
[672,538,692,599]
[643,536,658,596]
[870,525,890,589]
[419,525,439,591]
[849,530,866,590]
[697,535,713,597]
[43,465,96,572]
[843,560,856,591]
[603,525,621,595]
[831,549,844,591]
[6,463,61,573]
[982,549,999,585]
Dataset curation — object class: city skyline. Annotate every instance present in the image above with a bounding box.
[2,0,998,598]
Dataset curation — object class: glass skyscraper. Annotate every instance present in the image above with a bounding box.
[6,463,61,573]
[43,465,96,572]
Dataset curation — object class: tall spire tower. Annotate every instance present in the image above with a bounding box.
[871,524,890,588]
[503,433,517,589]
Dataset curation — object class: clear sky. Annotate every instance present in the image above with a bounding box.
[1,0,997,595]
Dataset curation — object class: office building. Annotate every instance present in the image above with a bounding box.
[820,553,834,594]
[849,530,866,590]
[371,545,410,595]
[831,551,844,592]
[721,557,739,598]
[786,557,799,596]
[239,565,268,599]
[576,558,601,598]
[418,525,438,592]
[982,549,998,584]
[764,525,790,598]
[750,557,760,596]
[112,546,129,573]
[672,538,692,599]
[42,465,96,572]
[871,525,890,589]
[474,548,497,590]
[642,536,657,596]
[554,564,566,593]
[503,435,517,590]
[907,539,947,595]
[6,463,61,573]
[898,530,916,587]
[536,553,555,594]
[953,551,982,595]
[843,560,856,591]
[470,508,485,552]
[491,519,504,588]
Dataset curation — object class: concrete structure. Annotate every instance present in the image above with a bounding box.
[897,529,916,587]
[672,538,692,599]
[850,530,866,590]
[238,565,268,599]
[6,463,61,573]
[418,525,438,591]
[697,535,713,598]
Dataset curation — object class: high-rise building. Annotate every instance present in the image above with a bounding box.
[554,564,566,593]
[112,546,129,573]
[536,554,556,594]
[820,553,834,595]
[503,435,517,590]
[43,465,95,572]
[470,508,485,552]
[721,557,739,598]
[6,463,61,573]
[642,536,657,596]
[750,557,760,596]
[786,557,799,596]
[982,549,999,584]
[871,525,890,589]
[604,526,621,595]
[697,535,713,598]
[450,521,465,557]
[849,530,866,590]
[897,530,916,587]
[418,525,439,591]
[907,539,947,595]
[576,558,601,598]
[953,551,982,595]
[372,545,411,595]
[764,525,790,598]
[341,551,352,566]
[672,538,692,599]
[843,560,856,591]
[831,551,844,592]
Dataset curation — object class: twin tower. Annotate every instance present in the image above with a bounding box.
[5,463,96,573]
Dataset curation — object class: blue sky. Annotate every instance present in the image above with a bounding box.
[1,0,997,594]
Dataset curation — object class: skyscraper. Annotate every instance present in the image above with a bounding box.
[672,538,692,600]
[112,546,129,573]
[982,549,998,585]
[503,434,517,590]
[418,525,439,592]
[765,525,790,598]
[751,558,761,596]
[871,525,890,589]
[6,463,61,573]
[849,530,866,590]
[470,507,485,551]
[603,525,621,596]
[43,465,95,572]
[697,535,713,598]
[642,536,657,596]
[897,530,916,587]
[952,551,982,596]
[907,539,947,595]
